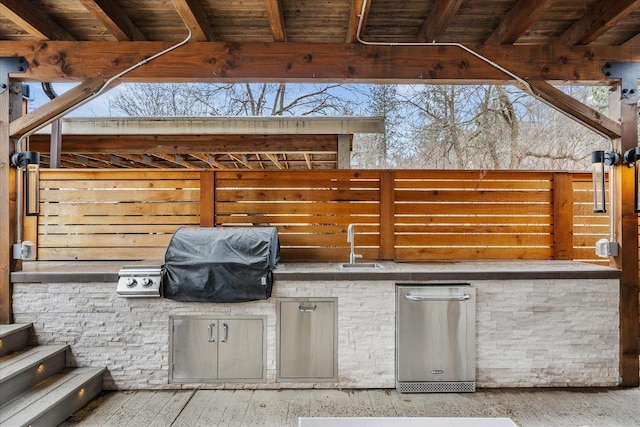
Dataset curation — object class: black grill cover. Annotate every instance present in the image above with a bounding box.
[162,227,279,302]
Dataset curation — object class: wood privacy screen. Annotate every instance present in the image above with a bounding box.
[32,169,615,263]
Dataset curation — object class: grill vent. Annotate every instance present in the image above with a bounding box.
[397,381,476,393]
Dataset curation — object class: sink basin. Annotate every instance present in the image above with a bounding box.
[340,262,383,269]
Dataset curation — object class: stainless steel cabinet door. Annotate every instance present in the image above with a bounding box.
[171,317,218,381]
[278,299,337,381]
[217,318,264,380]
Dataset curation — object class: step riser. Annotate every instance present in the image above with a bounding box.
[20,373,103,427]
[0,350,66,402]
[0,328,29,358]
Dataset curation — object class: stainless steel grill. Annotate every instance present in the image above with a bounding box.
[117,265,161,298]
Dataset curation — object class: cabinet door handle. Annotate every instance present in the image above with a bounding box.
[207,322,215,342]
[298,304,317,312]
[221,322,228,342]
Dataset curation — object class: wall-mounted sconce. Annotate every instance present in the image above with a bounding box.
[591,150,620,213]
[623,147,640,213]
[10,151,40,216]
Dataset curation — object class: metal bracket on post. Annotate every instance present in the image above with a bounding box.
[602,62,640,100]
[0,57,29,93]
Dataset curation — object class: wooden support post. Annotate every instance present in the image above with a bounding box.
[553,172,573,260]
[379,170,395,260]
[0,80,22,324]
[199,170,214,227]
[609,86,640,387]
[337,134,351,169]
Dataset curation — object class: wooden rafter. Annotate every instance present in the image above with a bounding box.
[264,0,286,42]
[170,0,215,42]
[9,78,108,138]
[152,153,200,169]
[265,153,284,169]
[116,154,164,168]
[79,0,146,41]
[7,42,639,84]
[555,0,640,46]
[484,0,553,45]
[228,154,254,169]
[304,153,313,169]
[417,0,463,42]
[526,80,622,139]
[0,0,75,41]
[346,0,367,43]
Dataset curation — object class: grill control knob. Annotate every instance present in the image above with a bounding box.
[141,277,154,288]
[126,278,138,288]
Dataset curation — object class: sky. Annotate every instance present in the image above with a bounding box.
[27,82,123,117]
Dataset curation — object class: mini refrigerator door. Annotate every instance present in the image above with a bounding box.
[396,285,476,392]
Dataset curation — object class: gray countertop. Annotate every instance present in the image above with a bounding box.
[11,260,621,283]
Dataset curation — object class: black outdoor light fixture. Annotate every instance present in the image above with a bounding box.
[591,150,620,213]
[10,151,40,216]
[623,147,640,213]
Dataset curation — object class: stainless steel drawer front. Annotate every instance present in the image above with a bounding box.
[396,285,476,393]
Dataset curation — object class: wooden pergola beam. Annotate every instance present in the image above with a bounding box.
[170,0,215,42]
[0,0,75,41]
[526,80,622,139]
[9,78,107,138]
[264,0,287,42]
[3,42,639,84]
[79,0,146,41]
[484,0,553,45]
[28,134,340,154]
[417,0,463,42]
[555,0,640,46]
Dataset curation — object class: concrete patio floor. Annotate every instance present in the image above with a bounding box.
[60,387,640,427]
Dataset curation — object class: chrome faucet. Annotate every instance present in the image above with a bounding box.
[347,224,362,264]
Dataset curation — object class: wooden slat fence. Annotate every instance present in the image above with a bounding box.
[34,170,201,260]
[31,169,635,267]
[212,170,382,261]
[392,170,556,261]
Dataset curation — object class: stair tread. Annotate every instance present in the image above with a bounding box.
[0,324,32,339]
[0,344,68,382]
[0,367,105,424]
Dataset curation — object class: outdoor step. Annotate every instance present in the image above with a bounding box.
[0,367,105,427]
[0,324,32,358]
[0,344,68,403]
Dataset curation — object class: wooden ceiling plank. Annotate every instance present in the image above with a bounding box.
[621,32,640,46]
[526,80,622,139]
[7,41,639,84]
[0,0,75,41]
[79,0,146,41]
[346,0,367,43]
[484,0,553,45]
[170,0,215,42]
[9,78,108,138]
[417,0,463,42]
[264,0,287,42]
[555,0,640,46]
